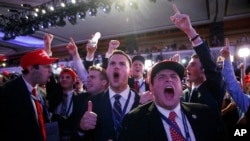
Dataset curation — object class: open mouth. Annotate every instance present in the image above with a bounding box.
[113,72,120,79]
[164,86,174,99]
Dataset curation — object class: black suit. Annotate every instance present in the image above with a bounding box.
[119,102,227,141]
[0,76,45,141]
[81,89,140,141]
[128,77,150,92]
[183,42,226,114]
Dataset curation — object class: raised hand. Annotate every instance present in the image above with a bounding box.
[66,37,79,57]
[170,4,192,34]
[171,51,180,62]
[43,33,54,54]
[80,101,97,131]
[86,35,98,59]
[107,40,120,54]
[220,38,230,59]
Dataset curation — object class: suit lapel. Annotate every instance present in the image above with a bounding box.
[147,103,168,140]
[181,103,203,141]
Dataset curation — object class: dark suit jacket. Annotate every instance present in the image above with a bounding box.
[128,77,150,92]
[119,102,228,141]
[82,89,140,141]
[183,42,226,114]
[0,76,45,141]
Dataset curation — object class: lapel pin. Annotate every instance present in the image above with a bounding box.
[192,114,197,119]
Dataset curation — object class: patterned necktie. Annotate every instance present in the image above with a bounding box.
[134,80,140,93]
[32,88,46,141]
[168,111,185,141]
[113,94,122,130]
[61,94,68,116]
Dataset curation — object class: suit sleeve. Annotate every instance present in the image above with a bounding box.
[194,42,226,108]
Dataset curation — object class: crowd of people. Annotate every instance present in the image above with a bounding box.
[1,4,250,141]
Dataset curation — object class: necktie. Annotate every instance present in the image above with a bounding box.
[189,88,198,102]
[134,80,140,93]
[32,88,46,141]
[168,111,185,141]
[113,94,122,130]
[61,94,68,116]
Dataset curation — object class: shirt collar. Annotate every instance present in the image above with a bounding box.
[156,103,182,119]
[22,76,36,94]
[109,85,130,100]
[135,77,144,84]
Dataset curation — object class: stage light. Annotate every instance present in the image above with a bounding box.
[49,6,54,11]
[128,1,138,9]
[71,0,76,4]
[78,11,86,20]
[115,3,125,12]
[67,14,77,25]
[40,21,48,29]
[61,2,66,7]
[88,7,97,16]
[56,16,66,27]
[101,4,111,13]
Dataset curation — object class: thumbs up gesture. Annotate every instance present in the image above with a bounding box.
[80,101,97,131]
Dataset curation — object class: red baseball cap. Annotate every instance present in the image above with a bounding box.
[59,68,77,79]
[20,49,58,69]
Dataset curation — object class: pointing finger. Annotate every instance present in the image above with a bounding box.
[225,38,229,49]
[173,4,180,14]
[70,37,75,44]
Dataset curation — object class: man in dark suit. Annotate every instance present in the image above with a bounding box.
[119,60,226,141]
[0,49,58,141]
[79,50,140,141]
[176,4,226,116]
[128,55,153,104]
[119,4,227,141]
[128,55,149,93]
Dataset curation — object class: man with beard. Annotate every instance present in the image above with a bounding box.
[0,49,58,141]
[79,50,140,141]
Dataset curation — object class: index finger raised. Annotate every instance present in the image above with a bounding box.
[173,4,180,14]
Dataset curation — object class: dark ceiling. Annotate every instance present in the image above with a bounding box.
[0,0,250,57]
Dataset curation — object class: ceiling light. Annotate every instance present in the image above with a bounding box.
[101,4,111,13]
[68,14,77,25]
[8,9,18,13]
[61,2,66,7]
[88,8,97,16]
[115,3,125,12]
[56,16,66,27]
[78,11,86,20]
[128,1,138,9]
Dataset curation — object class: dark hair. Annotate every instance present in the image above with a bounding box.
[190,54,203,70]
[108,50,132,67]
[21,64,39,74]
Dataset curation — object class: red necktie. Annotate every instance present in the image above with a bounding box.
[168,111,185,141]
[134,80,140,93]
[32,88,46,141]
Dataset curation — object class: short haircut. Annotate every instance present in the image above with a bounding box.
[88,66,108,80]
[108,50,132,67]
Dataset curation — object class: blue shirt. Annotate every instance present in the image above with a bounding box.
[222,58,250,113]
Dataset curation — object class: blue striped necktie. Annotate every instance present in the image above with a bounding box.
[113,94,122,129]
